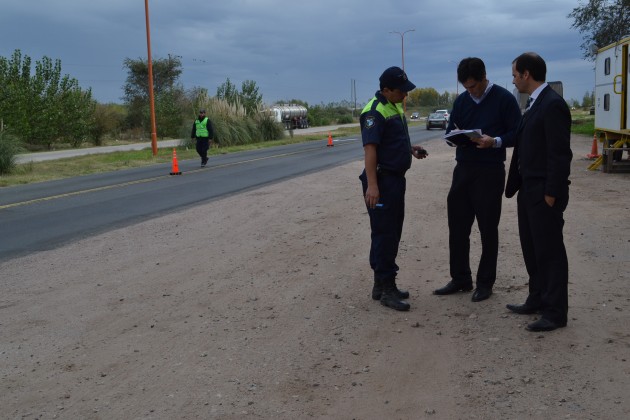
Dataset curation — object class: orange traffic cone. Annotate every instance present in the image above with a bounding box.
[169,148,182,175]
[587,134,600,159]
[327,132,334,147]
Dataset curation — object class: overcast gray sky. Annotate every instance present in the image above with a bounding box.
[1,0,596,106]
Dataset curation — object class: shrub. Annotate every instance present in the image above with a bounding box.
[337,115,354,124]
[0,131,24,174]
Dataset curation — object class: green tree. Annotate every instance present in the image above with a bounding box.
[216,79,264,115]
[568,0,630,59]
[240,80,263,115]
[0,49,94,149]
[581,90,595,108]
[216,78,240,106]
[408,87,440,107]
[91,103,126,146]
[122,54,185,137]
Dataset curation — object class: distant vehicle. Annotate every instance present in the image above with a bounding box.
[269,105,309,130]
[426,112,447,130]
[435,109,450,121]
[410,112,419,120]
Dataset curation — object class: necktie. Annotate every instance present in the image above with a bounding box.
[525,97,533,110]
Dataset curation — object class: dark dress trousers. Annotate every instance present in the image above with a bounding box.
[505,85,573,325]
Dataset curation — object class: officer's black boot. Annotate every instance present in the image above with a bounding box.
[380,278,410,311]
[372,276,410,301]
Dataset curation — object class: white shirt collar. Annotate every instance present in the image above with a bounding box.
[469,81,493,104]
[528,82,548,107]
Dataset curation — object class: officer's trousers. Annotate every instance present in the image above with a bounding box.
[195,137,210,161]
[360,171,406,282]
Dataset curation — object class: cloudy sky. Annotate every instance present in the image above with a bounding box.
[1,0,596,107]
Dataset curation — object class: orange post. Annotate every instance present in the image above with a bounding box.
[327,132,334,147]
[170,148,182,175]
[587,134,600,159]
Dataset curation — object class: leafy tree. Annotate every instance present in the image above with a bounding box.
[216,78,263,115]
[581,90,595,108]
[240,80,263,114]
[0,49,94,149]
[216,78,239,106]
[408,87,440,107]
[568,0,630,59]
[122,54,185,137]
[91,103,127,145]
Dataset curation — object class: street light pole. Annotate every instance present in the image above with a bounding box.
[390,29,415,112]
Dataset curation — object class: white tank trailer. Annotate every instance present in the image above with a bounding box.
[270,105,309,130]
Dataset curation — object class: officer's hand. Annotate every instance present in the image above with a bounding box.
[365,185,380,209]
[412,145,428,159]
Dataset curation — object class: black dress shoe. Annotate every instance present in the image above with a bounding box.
[471,288,492,302]
[433,281,473,295]
[506,303,540,315]
[526,318,566,332]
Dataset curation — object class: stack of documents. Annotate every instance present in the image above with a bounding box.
[444,129,482,147]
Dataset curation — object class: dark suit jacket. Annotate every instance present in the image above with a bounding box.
[505,85,572,199]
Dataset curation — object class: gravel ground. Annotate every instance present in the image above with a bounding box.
[1,134,629,419]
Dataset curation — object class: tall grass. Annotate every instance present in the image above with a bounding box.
[188,96,284,148]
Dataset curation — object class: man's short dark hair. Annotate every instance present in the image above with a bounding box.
[513,52,546,82]
[457,57,486,84]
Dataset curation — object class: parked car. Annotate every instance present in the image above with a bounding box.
[410,112,419,120]
[435,109,450,121]
[426,112,447,130]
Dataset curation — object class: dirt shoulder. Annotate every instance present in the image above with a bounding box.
[1,135,629,419]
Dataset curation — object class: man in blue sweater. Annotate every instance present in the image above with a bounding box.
[433,57,521,302]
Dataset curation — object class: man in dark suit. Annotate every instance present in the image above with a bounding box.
[505,52,573,332]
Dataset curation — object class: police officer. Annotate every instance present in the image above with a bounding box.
[191,109,214,167]
[359,66,428,311]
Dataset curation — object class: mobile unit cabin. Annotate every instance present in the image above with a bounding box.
[592,35,630,172]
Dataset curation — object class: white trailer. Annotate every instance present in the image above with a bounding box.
[590,35,630,172]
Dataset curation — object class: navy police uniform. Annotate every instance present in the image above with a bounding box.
[359,90,413,309]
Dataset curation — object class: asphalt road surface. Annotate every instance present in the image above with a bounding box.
[0,126,441,262]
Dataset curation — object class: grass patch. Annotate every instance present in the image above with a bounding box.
[571,110,595,136]
[0,127,362,188]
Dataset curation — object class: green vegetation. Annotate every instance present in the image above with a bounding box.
[569,0,630,60]
[0,131,23,175]
[0,50,95,151]
[570,109,595,135]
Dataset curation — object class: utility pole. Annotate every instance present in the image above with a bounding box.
[144,0,158,156]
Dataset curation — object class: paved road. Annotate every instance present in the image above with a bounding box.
[1,124,439,262]
[14,124,361,163]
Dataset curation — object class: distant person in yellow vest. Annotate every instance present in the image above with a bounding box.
[191,109,214,167]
